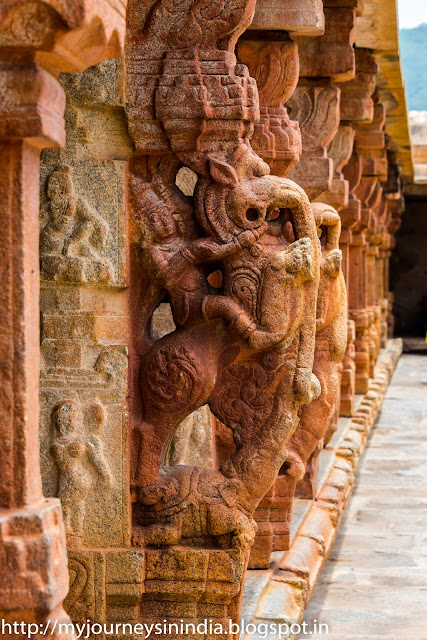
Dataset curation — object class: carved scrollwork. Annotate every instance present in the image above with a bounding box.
[141,345,201,412]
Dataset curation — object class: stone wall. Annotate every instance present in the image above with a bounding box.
[0,0,412,635]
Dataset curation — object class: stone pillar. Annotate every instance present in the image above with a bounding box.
[237,34,302,178]
[349,98,388,389]
[339,48,379,400]
[384,166,405,339]
[0,61,73,633]
[285,0,359,199]
[124,0,321,632]
[248,1,357,568]
[0,0,124,632]
[38,59,147,629]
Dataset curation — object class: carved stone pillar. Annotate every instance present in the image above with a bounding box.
[0,0,125,632]
[285,1,358,199]
[385,180,404,339]
[124,0,321,631]
[286,80,341,199]
[237,34,301,177]
[315,125,355,213]
[339,48,379,402]
[250,203,348,568]
[0,61,73,633]
[351,99,388,387]
[247,2,356,567]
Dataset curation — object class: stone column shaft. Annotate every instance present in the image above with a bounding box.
[0,59,74,634]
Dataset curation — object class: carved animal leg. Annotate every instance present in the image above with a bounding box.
[132,517,182,547]
[207,504,256,551]
[136,328,222,487]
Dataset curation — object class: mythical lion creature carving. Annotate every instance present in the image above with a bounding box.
[126,0,321,553]
[271,202,348,547]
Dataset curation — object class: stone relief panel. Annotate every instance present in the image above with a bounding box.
[40,157,128,288]
[39,58,131,557]
[51,399,113,548]
[40,164,113,284]
[39,58,131,288]
[40,379,128,549]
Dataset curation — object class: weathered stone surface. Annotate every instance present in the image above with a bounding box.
[0,500,71,628]
[250,203,347,567]
[314,125,355,212]
[125,0,321,631]
[38,59,133,628]
[238,35,302,177]
[287,80,341,199]
[250,0,324,35]
[165,405,215,468]
[340,49,378,123]
[295,7,356,82]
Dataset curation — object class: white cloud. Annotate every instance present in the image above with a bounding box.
[398,0,427,29]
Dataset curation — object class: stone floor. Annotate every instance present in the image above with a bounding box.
[298,354,427,640]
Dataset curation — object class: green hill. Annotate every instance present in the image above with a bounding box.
[400,23,427,110]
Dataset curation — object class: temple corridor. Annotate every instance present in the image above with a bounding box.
[299,354,427,638]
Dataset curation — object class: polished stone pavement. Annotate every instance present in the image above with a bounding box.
[298,354,427,640]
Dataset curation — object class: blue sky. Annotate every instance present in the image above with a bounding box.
[398,0,427,29]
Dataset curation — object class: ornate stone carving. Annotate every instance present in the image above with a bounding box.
[287,80,341,199]
[237,35,302,176]
[125,0,320,630]
[250,203,347,566]
[39,61,131,605]
[40,165,113,283]
[51,399,112,548]
[130,169,320,551]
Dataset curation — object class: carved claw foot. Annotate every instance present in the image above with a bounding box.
[284,450,306,481]
[293,368,321,404]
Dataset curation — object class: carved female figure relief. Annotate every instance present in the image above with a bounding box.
[51,400,112,548]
